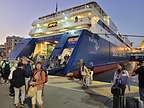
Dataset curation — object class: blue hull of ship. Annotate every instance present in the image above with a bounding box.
[9,30,129,75]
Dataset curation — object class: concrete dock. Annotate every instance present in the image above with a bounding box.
[0,75,139,108]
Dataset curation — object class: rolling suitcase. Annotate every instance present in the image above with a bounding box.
[126,97,140,108]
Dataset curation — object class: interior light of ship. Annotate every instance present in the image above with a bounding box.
[61,19,64,22]
[69,30,77,35]
[46,31,53,35]
[44,23,48,27]
[86,5,89,8]
[70,17,74,20]
[88,13,92,16]
[59,29,68,32]
[54,41,58,44]
[37,24,41,28]
[64,16,68,20]
[75,25,86,29]
[44,42,49,45]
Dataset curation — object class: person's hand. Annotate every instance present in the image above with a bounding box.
[131,73,136,76]
[30,82,36,86]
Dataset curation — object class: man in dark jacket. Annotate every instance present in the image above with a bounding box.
[22,57,32,93]
[2,60,10,83]
[12,62,26,108]
[134,62,144,106]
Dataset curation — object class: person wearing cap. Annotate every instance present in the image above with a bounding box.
[112,64,130,108]
[22,57,33,95]
[2,60,10,83]
[12,62,26,108]
[113,65,130,95]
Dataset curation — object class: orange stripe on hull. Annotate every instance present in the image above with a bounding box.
[66,62,128,78]
[93,64,117,75]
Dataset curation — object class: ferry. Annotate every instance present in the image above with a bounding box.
[9,2,132,76]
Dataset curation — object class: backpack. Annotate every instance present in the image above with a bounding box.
[43,71,48,83]
[111,84,122,96]
[111,78,123,95]
[126,97,140,108]
[3,62,10,72]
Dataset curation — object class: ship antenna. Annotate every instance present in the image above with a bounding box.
[55,2,58,13]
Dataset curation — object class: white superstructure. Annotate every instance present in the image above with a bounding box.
[29,2,131,47]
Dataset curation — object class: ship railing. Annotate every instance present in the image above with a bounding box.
[38,2,95,20]
[32,7,93,26]
[30,17,91,35]
[29,17,91,35]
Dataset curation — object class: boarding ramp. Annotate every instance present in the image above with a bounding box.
[9,38,36,60]
[47,31,82,75]
[50,33,70,57]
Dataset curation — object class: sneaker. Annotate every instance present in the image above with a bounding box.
[9,95,14,99]
[15,105,19,108]
[9,93,15,97]
[20,104,24,108]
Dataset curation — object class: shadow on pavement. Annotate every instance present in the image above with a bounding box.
[82,88,113,108]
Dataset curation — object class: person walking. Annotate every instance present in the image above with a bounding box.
[22,57,33,94]
[80,62,89,88]
[8,61,17,97]
[89,68,94,84]
[12,62,26,108]
[113,66,130,95]
[85,68,91,88]
[134,61,144,107]
[30,62,46,108]
[0,60,3,84]
[112,65,130,108]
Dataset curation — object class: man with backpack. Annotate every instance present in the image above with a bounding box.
[0,60,3,83]
[2,60,10,83]
[112,64,130,108]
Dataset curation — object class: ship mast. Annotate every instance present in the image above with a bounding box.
[55,2,58,13]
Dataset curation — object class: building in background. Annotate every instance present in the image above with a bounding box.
[5,36,23,57]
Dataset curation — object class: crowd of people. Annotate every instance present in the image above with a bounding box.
[1,55,144,108]
[0,57,47,108]
[48,54,70,69]
[0,54,70,108]
[78,59,144,107]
